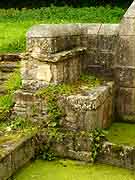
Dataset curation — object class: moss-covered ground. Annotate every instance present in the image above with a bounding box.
[13,159,135,180]
[106,122,135,146]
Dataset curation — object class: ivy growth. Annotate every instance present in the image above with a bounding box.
[35,74,106,161]
[91,129,107,162]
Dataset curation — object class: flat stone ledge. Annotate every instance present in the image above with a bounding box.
[60,81,114,111]
[27,24,81,38]
[0,53,21,62]
[80,23,101,35]
[32,47,87,62]
[98,141,135,170]
[0,133,37,180]
[27,23,120,38]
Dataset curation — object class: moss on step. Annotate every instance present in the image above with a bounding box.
[13,159,135,180]
[0,117,37,159]
[36,73,104,97]
[106,123,135,146]
[0,133,21,144]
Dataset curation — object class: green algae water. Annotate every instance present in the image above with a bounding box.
[106,123,135,146]
[14,159,135,180]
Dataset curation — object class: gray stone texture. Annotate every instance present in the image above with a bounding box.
[0,134,36,180]
[13,81,114,131]
[98,141,135,170]
[115,0,135,121]
[23,23,119,89]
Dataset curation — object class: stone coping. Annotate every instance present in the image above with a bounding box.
[27,24,81,38]
[60,81,114,111]
[31,47,87,62]
[27,23,119,38]
[98,141,135,170]
[0,133,35,162]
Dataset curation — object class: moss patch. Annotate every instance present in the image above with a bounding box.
[106,123,135,146]
[36,73,104,97]
[14,159,135,180]
[0,69,22,121]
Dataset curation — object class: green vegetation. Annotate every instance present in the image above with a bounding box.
[4,69,22,92]
[0,116,37,158]
[14,159,135,180]
[0,6,125,53]
[36,74,103,97]
[36,74,103,128]
[35,74,105,162]
[0,70,22,121]
[0,116,36,134]
[106,122,135,146]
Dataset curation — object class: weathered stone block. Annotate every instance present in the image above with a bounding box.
[22,48,85,87]
[59,82,114,131]
[98,141,135,170]
[116,87,135,121]
[116,36,135,66]
[119,18,135,36]
[97,35,118,52]
[0,134,36,180]
[115,66,135,88]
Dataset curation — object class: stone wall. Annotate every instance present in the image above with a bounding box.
[13,81,114,130]
[22,23,119,91]
[0,134,36,180]
[21,0,135,122]
[115,0,135,122]
[0,54,21,95]
[81,23,119,77]
[98,141,135,170]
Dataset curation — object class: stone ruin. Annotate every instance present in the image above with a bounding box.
[1,1,135,179]
[14,0,135,125]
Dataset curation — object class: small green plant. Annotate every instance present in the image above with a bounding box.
[35,74,107,162]
[0,70,22,121]
[80,74,102,87]
[91,129,107,161]
[0,94,13,110]
[4,69,22,92]
[9,117,32,130]
[0,94,14,121]
[38,145,56,161]
[0,116,34,133]
[36,85,64,128]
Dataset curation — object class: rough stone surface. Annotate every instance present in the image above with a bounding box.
[13,81,114,131]
[0,134,36,180]
[24,23,120,90]
[98,141,135,170]
[115,0,135,121]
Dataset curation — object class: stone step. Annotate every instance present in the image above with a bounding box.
[0,53,21,62]
[97,122,135,170]
[0,131,37,180]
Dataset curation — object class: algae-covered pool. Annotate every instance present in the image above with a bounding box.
[106,122,135,146]
[13,159,135,180]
